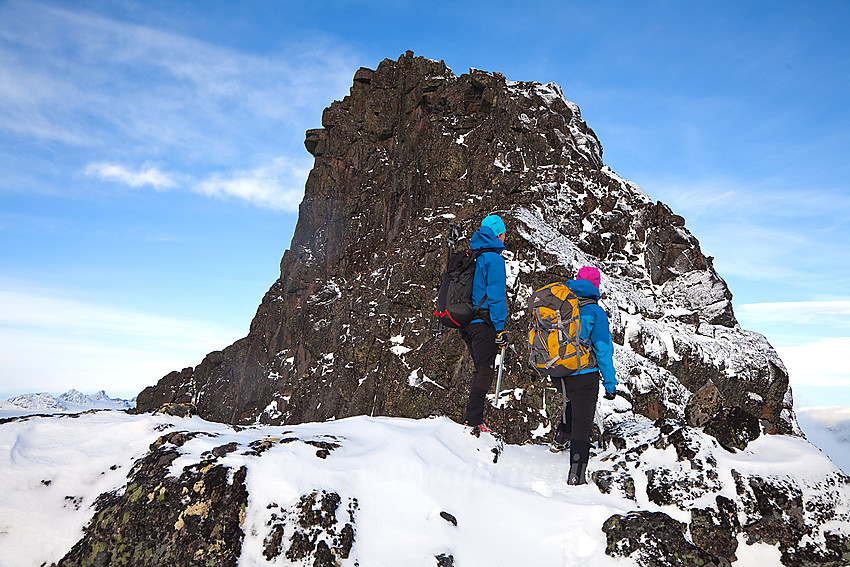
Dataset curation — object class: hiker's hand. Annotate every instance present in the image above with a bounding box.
[495,331,509,348]
[604,390,616,401]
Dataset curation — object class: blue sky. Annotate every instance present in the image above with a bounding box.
[1,0,848,408]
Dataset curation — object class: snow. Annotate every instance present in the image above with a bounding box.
[390,334,412,356]
[0,411,162,566]
[2,410,848,566]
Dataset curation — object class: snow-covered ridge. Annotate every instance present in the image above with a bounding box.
[1,411,847,566]
[0,389,135,418]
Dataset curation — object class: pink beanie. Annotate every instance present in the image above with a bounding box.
[576,266,601,289]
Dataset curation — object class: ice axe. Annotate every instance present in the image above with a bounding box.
[492,345,507,408]
[596,389,616,450]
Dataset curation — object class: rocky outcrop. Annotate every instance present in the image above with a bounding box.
[596,416,850,566]
[55,431,248,567]
[135,52,796,453]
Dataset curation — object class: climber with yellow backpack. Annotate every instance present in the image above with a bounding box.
[528,266,617,485]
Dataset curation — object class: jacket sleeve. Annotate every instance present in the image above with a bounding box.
[485,253,508,331]
[589,305,617,393]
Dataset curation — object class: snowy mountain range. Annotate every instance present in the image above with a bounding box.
[0,389,135,418]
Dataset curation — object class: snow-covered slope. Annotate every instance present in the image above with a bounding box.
[0,390,134,419]
[1,411,847,566]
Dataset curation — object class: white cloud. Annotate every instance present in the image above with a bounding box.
[85,162,175,191]
[84,156,311,210]
[737,301,850,326]
[734,301,850,392]
[797,406,850,428]
[776,338,850,387]
[0,288,241,397]
[195,156,310,211]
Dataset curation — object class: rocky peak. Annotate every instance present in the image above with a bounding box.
[136,51,791,447]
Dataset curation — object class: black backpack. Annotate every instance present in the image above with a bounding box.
[433,247,499,329]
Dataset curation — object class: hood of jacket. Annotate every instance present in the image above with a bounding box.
[469,226,506,252]
[567,278,601,301]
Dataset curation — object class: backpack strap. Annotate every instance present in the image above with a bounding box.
[469,247,502,323]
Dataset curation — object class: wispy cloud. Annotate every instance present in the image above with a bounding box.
[85,162,175,191]
[84,156,311,210]
[0,288,235,348]
[0,0,355,179]
[195,156,311,212]
[735,300,850,392]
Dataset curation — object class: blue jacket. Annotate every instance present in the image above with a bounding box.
[469,227,507,331]
[565,279,617,394]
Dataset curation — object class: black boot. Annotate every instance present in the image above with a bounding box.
[550,426,571,453]
[567,439,590,485]
[567,461,587,485]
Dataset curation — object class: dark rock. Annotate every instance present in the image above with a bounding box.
[591,469,636,500]
[684,379,723,428]
[704,406,761,452]
[112,54,826,566]
[151,402,197,418]
[132,52,796,456]
[667,426,700,461]
[690,506,738,561]
[210,442,239,458]
[602,511,723,566]
[262,490,356,564]
[440,511,458,526]
[304,128,327,156]
[436,553,455,567]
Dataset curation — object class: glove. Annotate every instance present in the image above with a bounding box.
[495,331,509,348]
[604,390,617,401]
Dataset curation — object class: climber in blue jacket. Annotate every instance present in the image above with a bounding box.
[461,214,508,433]
[551,266,617,485]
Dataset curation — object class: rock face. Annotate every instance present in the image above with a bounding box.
[135,51,794,448]
[128,52,850,565]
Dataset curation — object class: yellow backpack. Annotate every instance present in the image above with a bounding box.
[528,282,596,377]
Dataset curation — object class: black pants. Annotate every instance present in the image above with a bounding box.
[552,371,600,465]
[460,322,498,426]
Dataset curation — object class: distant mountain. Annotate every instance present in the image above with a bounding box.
[0,390,135,418]
[4,392,67,411]
[58,389,89,405]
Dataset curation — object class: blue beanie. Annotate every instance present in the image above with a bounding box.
[481,214,506,236]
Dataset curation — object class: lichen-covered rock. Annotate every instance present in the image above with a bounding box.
[602,511,725,567]
[704,406,761,451]
[684,379,723,428]
[690,504,738,561]
[55,430,248,567]
[733,471,850,566]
